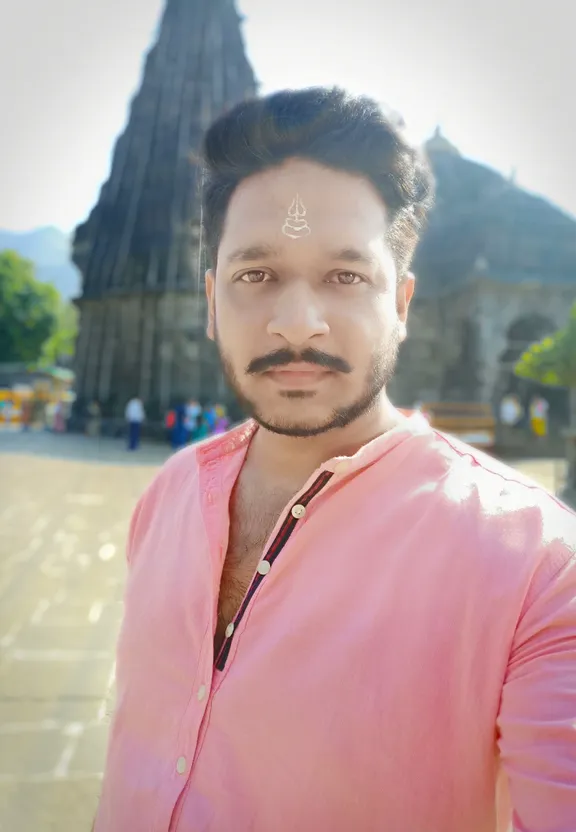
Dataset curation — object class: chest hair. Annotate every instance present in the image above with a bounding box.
[214,480,293,655]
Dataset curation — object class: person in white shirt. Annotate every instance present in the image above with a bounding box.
[125,397,145,451]
[499,393,523,427]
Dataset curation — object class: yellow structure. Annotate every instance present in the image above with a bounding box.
[0,367,74,429]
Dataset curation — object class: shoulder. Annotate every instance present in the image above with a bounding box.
[422,427,574,525]
[428,429,570,514]
[125,444,200,561]
[133,428,227,513]
[126,422,255,561]
[416,428,576,599]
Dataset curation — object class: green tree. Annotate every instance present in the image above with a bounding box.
[40,300,79,365]
[515,302,576,503]
[0,250,60,363]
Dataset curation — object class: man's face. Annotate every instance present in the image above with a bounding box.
[206,159,414,437]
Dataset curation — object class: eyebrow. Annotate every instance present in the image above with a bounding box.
[226,244,278,264]
[329,247,379,268]
[225,244,379,267]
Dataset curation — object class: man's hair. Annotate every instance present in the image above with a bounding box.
[200,87,434,275]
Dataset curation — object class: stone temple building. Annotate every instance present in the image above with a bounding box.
[72,0,576,423]
[391,128,576,415]
[72,0,256,422]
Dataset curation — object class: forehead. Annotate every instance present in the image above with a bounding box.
[218,159,391,261]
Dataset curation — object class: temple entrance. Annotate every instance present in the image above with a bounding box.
[441,318,480,401]
[496,314,568,428]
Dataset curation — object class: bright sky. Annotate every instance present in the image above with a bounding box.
[1,0,574,232]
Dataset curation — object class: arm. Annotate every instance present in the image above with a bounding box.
[497,539,576,831]
[91,492,148,832]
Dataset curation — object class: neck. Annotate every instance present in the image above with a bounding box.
[246,394,402,490]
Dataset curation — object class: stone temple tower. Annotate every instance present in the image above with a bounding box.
[72,0,257,421]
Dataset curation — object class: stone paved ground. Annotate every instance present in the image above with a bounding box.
[0,431,567,831]
[0,432,169,832]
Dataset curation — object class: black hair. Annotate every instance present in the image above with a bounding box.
[200,86,434,275]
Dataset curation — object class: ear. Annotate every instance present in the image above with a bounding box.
[396,271,415,341]
[205,269,215,341]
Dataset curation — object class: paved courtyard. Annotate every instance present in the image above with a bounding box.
[0,432,169,832]
[0,431,567,831]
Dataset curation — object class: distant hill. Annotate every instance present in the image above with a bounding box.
[0,227,80,300]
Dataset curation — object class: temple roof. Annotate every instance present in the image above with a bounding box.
[424,126,461,156]
[413,143,576,297]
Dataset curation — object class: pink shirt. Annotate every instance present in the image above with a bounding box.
[96,415,576,832]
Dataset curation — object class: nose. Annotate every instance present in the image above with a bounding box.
[267,281,330,346]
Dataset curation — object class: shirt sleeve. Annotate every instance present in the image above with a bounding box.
[497,543,576,831]
[125,495,145,566]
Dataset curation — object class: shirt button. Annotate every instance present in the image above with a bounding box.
[225,622,235,638]
[257,560,271,575]
[197,684,207,701]
[291,504,306,519]
[176,756,187,775]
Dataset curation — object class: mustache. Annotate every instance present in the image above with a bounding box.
[247,348,352,375]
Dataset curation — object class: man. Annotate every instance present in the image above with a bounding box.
[124,395,145,451]
[95,89,576,831]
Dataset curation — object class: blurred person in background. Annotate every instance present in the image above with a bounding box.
[20,397,32,431]
[500,391,523,428]
[212,403,230,435]
[86,400,102,437]
[124,395,145,451]
[185,398,202,441]
[171,401,189,450]
[52,399,66,433]
[203,401,217,434]
[530,394,549,439]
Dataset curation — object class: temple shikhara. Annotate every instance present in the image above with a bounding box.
[72,0,256,421]
[72,0,576,423]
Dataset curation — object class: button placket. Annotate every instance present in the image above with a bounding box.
[214,470,334,672]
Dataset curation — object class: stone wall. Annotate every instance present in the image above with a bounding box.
[391,277,574,409]
[74,289,226,421]
[390,286,481,406]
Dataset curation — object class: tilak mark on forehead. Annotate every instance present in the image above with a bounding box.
[282,195,311,239]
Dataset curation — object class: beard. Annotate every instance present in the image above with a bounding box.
[215,322,401,438]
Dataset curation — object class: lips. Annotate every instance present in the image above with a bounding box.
[263,365,333,387]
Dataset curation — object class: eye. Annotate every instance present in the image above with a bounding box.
[238,270,271,284]
[329,271,365,286]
